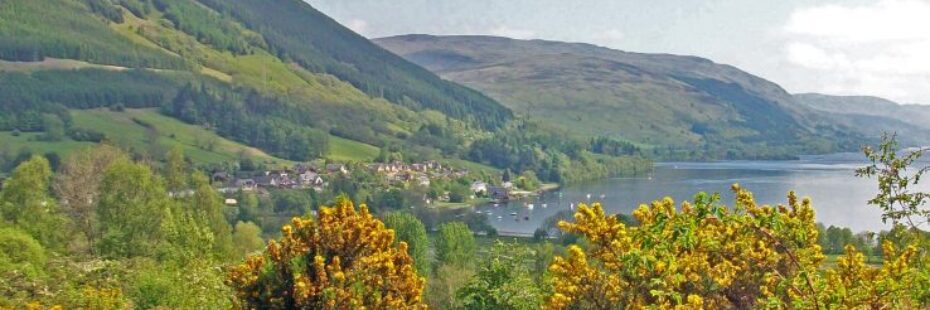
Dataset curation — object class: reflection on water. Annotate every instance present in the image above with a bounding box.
[478,157,921,235]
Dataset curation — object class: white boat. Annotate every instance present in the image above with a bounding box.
[541,203,548,208]
[527,204,535,210]
[570,203,575,210]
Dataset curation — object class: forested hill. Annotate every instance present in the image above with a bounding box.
[0,0,510,130]
[0,0,510,162]
[375,34,869,159]
[0,0,648,184]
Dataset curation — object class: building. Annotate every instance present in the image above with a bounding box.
[488,186,510,201]
[470,181,488,194]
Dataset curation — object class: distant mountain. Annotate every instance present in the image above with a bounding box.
[794,93,930,145]
[375,34,866,159]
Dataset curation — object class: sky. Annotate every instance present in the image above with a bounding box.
[304,0,930,104]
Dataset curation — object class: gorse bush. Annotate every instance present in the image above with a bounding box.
[544,185,928,309]
[226,197,427,309]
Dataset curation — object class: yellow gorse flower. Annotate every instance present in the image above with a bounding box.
[544,185,925,309]
[226,197,426,309]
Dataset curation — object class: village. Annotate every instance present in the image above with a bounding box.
[206,159,535,207]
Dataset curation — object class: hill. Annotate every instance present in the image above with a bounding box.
[794,93,930,145]
[375,35,866,159]
[0,0,512,169]
[0,0,648,184]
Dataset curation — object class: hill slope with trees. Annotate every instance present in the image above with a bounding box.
[375,34,873,159]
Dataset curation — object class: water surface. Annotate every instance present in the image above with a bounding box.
[479,156,914,235]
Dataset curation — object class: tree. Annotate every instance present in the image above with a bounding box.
[435,222,476,268]
[226,197,427,309]
[426,263,473,309]
[53,145,127,250]
[0,156,67,249]
[457,242,543,310]
[543,185,926,309]
[164,146,188,192]
[40,114,65,142]
[857,133,930,230]
[96,158,169,258]
[0,226,47,281]
[383,213,430,275]
[448,183,471,203]
[856,133,930,302]
[189,171,234,259]
[231,221,264,258]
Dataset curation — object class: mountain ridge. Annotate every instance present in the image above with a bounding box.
[376,34,855,159]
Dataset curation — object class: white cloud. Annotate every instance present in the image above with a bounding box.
[488,25,537,39]
[345,18,369,35]
[781,0,930,103]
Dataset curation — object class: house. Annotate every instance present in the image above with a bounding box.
[502,181,514,190]
[416,175,431,187]
[224,198,238,206]
[326,163,348,174]
[211,171,231,184]
[293,163,314,174]
[470,181,488,194]
[299,172,324,187]
[235,178,257,191]
[488,186,510,201]
[218,178,257,193]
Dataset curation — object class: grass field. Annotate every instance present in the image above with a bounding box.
[0,108,297,170]
[69,108,292,166]
[326,136,380,162]
[0,132,93,156]
[443,158,501,175]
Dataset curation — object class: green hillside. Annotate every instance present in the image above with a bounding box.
[376,35,867,159]
[0,0,506,165]
[0,0,648,184]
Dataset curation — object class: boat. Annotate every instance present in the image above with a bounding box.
[527,204,535,210]
[541,203,548,208]
[497,216,503,220]
[510,212,518,216]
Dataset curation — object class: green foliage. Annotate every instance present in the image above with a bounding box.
[0,226,47,280]
[857,133,930,228]
[516,170,541,191]
[164,83,331,161]
[40,114,66,142]
[384,213,431,275]
[128,259,231,309]
[96,158,169,258]
[457,241,544,310]
[195,0,511,130]
[153,0,258,54]
[0,69,184,131]
[0,156,67,249]
[0,0,187,68]
[231,221,264,258]
[163,146,188,192]
[190,171,234,259]
[468,121,651,184]
[427,263,474,310]
[435,222,476,268]
[448,182,472,203]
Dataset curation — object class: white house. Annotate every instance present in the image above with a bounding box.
[470,181,488,194]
